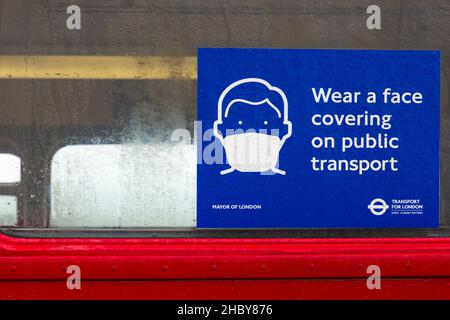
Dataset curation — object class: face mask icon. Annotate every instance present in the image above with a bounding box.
[222,132,283,173]
[213,78,292,175]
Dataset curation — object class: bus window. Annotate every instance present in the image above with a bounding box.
[0,0,447,238]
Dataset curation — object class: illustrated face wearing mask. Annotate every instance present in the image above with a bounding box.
[213,79,292,175]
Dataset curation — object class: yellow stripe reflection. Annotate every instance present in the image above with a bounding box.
[0,55,197,80]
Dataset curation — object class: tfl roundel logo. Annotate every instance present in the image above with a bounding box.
[368,198,389,216]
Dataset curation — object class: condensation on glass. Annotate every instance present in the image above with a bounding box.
[0,0,448,236]
[0,154,21,184]
[0,154,20,226]
[0,196,17,226]
[51,144,195,227]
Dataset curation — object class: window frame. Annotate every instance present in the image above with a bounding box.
[1,232,449,282]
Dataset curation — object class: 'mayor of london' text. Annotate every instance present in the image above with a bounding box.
[212,204,262,210]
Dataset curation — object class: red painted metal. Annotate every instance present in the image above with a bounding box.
[1,279,450,300]
[1,232,450,298]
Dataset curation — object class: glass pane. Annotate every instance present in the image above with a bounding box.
[50,144,195,228]
[0,154,20,184]
[0,196,17,226]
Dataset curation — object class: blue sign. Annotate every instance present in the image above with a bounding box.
[197,49,440,228]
